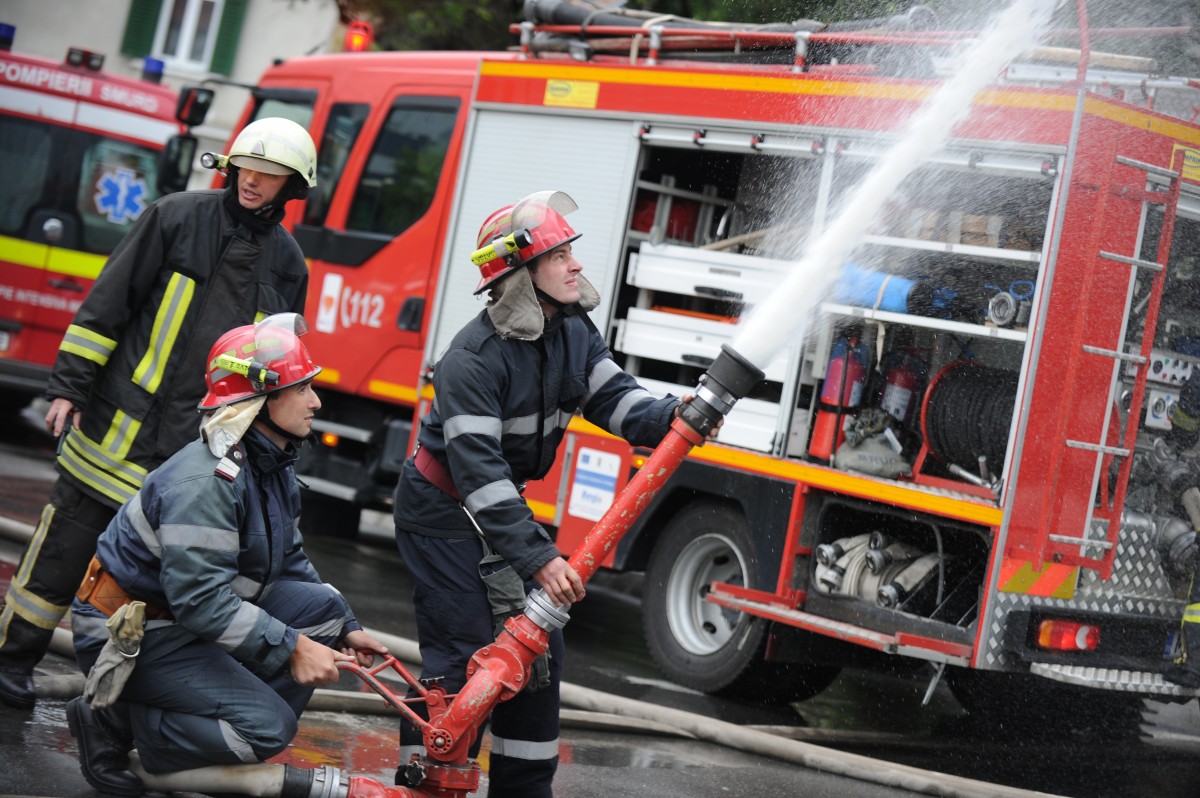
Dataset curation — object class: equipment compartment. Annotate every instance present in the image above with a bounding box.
[612,121,1059,500]
[802,496,990,642]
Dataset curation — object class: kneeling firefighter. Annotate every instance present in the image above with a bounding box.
[67,314,387,796]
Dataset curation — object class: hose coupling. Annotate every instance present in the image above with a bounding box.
[815,542,844,567]
[679,344,765,438]
[525,589,571,632]
[281,764,348,798]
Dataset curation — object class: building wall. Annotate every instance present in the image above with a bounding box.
[3,0,341,186]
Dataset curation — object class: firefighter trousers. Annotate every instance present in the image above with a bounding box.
[1175,566,1200,677]
[394,531,564,798]
[0,478,115,671]
[73,579,351,774]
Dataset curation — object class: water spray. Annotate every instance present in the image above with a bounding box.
[732,0,1059,371]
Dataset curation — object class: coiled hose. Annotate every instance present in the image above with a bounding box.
[922,363,1018,473]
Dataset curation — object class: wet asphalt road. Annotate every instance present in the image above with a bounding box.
[0,537,931,798]
[2,399,1200,797]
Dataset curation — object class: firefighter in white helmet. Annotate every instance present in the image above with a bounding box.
[0,118,316,711]
[391,191,713,797]
[219,116,318,210]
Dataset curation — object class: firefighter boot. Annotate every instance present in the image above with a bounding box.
[66,697,143,796]
[1165,591,1200,689]
[0,666,34,709]
[1164,662,1200,689]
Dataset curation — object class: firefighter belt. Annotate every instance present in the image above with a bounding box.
[76,555,172,621]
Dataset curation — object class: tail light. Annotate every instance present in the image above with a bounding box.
[1036,619,1099,652]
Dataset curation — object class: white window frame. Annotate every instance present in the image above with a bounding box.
[152,0,225,73]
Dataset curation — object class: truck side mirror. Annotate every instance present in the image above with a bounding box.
[158,134,198,194]
[175,86,214,128]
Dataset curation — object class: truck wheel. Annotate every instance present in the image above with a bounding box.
[643,501,838,702]
[300,494,361,539]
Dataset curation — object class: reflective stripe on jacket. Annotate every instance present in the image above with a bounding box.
[394,310,678,579]
[84,428,358,676]
[47,189,307,507]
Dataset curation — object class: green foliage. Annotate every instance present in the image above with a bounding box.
[343,0,523,52]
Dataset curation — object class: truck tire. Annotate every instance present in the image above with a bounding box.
[643,500,838,703]
[300,493,362,539]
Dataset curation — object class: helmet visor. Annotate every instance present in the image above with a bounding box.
[228,154,295,176]
[248,313,309,389]
[256,312,311,339]
[511,190,578,234]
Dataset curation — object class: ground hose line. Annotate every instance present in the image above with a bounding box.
[1,518,1062,798]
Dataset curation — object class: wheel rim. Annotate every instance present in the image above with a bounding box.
[664,532,748,656]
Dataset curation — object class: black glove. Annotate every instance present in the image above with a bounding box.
[1170,373,1200,449]
[478,552,550,693]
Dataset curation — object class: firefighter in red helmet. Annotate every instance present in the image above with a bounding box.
[391,191,709,797]
[64,314,386,795]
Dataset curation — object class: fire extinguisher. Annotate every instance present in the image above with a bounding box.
[879,348,928,428]
[809,335,869,463]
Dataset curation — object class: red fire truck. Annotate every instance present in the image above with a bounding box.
[0,24,210,410]
[221,5,1200,718]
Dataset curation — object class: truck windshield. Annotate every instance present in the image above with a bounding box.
[346,98,459,236]
[305,103,370,227]
[247,96,374,228]
[0,116,160,255]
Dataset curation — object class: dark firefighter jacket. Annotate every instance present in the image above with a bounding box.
[73,427,360,677]
[393,310,679,580]
[47,188,308,508]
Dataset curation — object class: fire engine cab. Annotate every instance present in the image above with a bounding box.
[0,24,210,410]
[225,3,1200,720]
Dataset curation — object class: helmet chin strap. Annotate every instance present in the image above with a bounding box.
[533,285,581,316]
[257,401,308,444]
[252,176,305,220]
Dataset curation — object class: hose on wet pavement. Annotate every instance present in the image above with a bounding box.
[2,519,1062,798]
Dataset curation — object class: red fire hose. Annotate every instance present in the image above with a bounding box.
[337,345,764,798]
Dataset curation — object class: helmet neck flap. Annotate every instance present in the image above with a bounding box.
[486,264,600,341]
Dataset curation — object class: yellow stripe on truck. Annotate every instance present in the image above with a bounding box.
[999,558,1079,599]
[562,416,1002,527]
[1,235,109,279]
[1,236,48,268]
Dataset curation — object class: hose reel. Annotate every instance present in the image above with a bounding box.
[922,362,1017,478]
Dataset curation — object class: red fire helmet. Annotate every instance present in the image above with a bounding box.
[473,190,581,294]
[199,313,321,410]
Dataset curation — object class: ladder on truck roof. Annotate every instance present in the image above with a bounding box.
[1053,153,1184,579]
